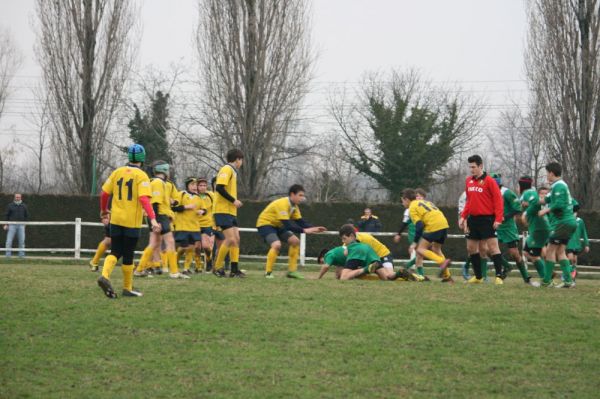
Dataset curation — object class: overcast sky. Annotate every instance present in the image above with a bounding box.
[0,0,529,141]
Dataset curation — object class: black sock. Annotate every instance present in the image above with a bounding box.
[491,253,503,277]
[231,262,239,273]
[470,253,482,279]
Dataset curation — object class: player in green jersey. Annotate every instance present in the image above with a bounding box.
[518,177,550,282]
[566,203,590,281]
[492,173,536,286]
[539,162,577,288]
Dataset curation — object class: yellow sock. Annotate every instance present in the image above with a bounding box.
[230,246,240,262]
[215,244,230,270]
[160,252,168,269]
[184,248,194,270]
[137,246,154,272]
[122,264,134,291]
[194,253,203,270]
[423,250,445,264]
[168,251,179,274]
[102,255,118,279]
[205,249,212,263]
[152,260,161,268]
[266,248,279,273]
[91,241,107,265]
[288,245,300,272]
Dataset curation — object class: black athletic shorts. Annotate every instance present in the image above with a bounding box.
[147,214,171,235]
[501,240,519,249]
[422,229,448,244]
[200,227,214,236]
[104,224,110,238]
[174,231,201,246]
[344,259,364,270]
[214,213,238,230]
[109,223,141,239]
[524,244,542,257]
[466,215,497,240]
[257,225,294,245]
[213,229,225,240]
[566,249,580,255]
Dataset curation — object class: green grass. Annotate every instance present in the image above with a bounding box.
[1,261,599,398]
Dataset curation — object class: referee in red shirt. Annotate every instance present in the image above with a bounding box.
[458,155,505,284]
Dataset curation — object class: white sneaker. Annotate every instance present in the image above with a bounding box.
[170,272,190,280]
[528,280,541,287]
[122,289,143,297]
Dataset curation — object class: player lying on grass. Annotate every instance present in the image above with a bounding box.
[401,189,453,282]
[256,184,326,279]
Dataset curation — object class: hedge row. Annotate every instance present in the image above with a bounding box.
[1,194,598,265]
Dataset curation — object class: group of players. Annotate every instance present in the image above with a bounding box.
[92,144,590,299]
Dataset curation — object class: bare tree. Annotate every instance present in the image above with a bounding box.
[488,104,547,188]
[0,29,22,122]
[195,0,314,199]
[34,0,138,194]
[526,0,600,208]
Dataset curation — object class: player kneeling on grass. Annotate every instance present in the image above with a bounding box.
[97,144,161,299]
[256,184,326,279]
[401,189,452,282]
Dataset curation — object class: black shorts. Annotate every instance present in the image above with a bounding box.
[174,231,201,246]
[422,229,448,244]
[148,214,171,235]
[104,225,111,238]
[200,227,214,236]
[501,240,519,249]
[524,244,543,257]
[344,259,364,270]
[466,216,497,240]
[566,249,580,255]
[214,213,238,230]
[213,229,225,240]
[109,223,141,239]
[257,226,294,245]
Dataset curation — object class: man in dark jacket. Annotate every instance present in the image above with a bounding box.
[4,193,28,258]
[357,208,382,232]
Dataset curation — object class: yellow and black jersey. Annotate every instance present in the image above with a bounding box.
[101,165,151,229]
[356,232,390,258]
[150,177,174,218]
[197,191,215,228]
[213,164,238,216]
[256,197,302,228]
[173,191,203,232]
[408,200,449,232]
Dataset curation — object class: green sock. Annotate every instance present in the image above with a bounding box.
[544,260,555,284]
[534,259,545,280]
[559,259,573,283]
[406,257,416,268]
[501,256,512,273]
[481,259,488,279]
[417,266,425,276]
[516,261,529,281]
[363,265,370,274]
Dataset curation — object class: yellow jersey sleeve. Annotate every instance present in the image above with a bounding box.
[356,232,390,257]
[214,165,238,216]
[256,197,293,228]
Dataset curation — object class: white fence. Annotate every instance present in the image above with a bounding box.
[1,220,600,275]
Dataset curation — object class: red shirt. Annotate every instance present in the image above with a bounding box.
[460,173,503,223]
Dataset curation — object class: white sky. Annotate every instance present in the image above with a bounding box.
[0,0,529,142]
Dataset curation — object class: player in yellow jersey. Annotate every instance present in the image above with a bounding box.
[172,178,203,277]
[134,161,182,279]
[196,178,216,272]
[212,149,244,278]
[97,144,160,298]
[401,188,453,282]
[256,184,326,279]
[89,203,111,272]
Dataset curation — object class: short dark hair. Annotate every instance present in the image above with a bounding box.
[401,188,417,201]
[538,186,550,193]
[339,224,357,238]
[289,184,305,195]
[468,155,483,166]
[545,162,562,177]
[415,188,427,198]
[226,149,244,163]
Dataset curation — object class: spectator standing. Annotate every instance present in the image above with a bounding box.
[4,193,28,258]
[357,208,382,232]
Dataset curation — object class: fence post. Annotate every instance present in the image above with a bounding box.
[74,218,82,259]
[300,233,306,266]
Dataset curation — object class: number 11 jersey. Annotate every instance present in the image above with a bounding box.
[101,165,152,228]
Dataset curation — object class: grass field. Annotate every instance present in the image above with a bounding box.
[1,259,600,398]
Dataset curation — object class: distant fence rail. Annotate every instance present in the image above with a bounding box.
[1,219,599,276]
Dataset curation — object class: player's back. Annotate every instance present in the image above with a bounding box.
[256,197,300,228]
[102,165,151,229]
[409,200,449,232]
[356,232,390,257]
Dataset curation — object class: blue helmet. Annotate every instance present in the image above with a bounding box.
[128,144,146,163]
